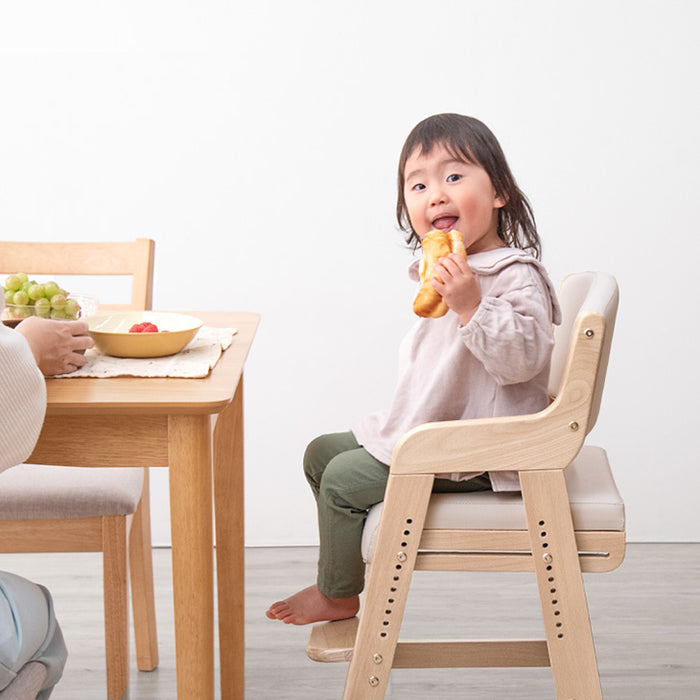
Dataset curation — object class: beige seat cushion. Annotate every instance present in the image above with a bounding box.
[0,465,145,519]
[362,445,625,562]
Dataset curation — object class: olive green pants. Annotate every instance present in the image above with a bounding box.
[303,431,492,598]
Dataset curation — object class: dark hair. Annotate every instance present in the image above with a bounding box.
[396,113,542,259]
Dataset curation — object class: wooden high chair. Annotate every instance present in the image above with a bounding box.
[307,271,624,699]
[0,239,158,700]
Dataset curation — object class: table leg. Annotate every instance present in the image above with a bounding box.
[168,414,215,699]
[213,377,245,699]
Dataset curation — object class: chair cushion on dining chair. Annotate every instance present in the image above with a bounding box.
[362,445,625,563]
[0,465,144,520]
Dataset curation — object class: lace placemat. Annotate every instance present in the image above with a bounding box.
[55,327,238,379]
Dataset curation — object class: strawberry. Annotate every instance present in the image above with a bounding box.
[129,321,160,333]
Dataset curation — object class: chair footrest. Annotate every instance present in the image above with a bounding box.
[308,618,551,668]
[307,617,358,663]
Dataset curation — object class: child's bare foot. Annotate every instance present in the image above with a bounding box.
[265,585,359,625]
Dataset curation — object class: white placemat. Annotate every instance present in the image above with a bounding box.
[56,326,238,379]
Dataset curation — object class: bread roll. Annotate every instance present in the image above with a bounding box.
[412,229,467,318]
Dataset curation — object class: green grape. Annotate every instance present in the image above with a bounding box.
[4,289,14,304]
[42,281,60,299]
[8,307,25,319]
[16,273,28,285]
[34,298,51,318]
[4,275,22,292]
[50,293,67,311]
[13,290,29,306]
[64,298,81,319]
[12,305,32,319]
[50,309,68,319]
[28,283,46,301]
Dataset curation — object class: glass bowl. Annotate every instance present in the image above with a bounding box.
[1,294,98,328]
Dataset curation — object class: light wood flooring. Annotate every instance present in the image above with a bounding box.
[0,544,698,699]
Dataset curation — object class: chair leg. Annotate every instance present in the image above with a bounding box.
[520,469,603,700]
[129,468,159,671]
[343,473,434,700]
[102,515,129,700]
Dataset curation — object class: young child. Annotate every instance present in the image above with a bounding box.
[266,113,561,625]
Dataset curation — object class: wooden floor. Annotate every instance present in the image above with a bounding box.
[0,543,698,699]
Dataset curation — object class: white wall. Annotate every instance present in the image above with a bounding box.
[1,1,698,544]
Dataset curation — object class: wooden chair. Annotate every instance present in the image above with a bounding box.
[0,239,158,700]
[307,271,624,699]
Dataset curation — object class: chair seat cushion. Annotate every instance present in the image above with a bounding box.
[362,445,625,562]
[0,465,145,519]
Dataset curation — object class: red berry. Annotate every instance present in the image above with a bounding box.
[129,323,145,333]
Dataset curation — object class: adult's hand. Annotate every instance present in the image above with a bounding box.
[15,316,94,376]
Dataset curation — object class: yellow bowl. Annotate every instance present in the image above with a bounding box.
[86,312,203,358]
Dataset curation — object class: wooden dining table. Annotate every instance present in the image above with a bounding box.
[25,311,260,699]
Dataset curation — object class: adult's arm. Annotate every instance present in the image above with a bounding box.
[0,322,46,473]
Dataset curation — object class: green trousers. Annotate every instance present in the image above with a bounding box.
[303,431,492,598]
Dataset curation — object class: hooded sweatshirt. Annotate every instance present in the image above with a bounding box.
[352,247,562,491]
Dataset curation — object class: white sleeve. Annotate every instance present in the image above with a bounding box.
[459,266,556,386]
[0,323,47,473]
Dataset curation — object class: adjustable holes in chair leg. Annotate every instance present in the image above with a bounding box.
[539,519,565,640]
[378,517,413,641]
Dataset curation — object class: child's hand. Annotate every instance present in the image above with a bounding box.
[431,254,481,326]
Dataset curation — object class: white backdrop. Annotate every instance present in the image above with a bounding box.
[1,1,698,544]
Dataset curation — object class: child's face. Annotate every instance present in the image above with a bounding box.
[403,144,505,255]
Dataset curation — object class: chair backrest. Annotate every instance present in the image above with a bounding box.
[0,239,155,310]
[548,271,619,433]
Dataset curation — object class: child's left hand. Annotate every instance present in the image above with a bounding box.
[431,254,481,326]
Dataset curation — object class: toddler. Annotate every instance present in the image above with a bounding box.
[266,113,561,625]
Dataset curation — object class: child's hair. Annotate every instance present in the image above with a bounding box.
[396,113,542,259]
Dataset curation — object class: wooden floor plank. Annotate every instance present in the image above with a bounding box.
[0,543,697,699]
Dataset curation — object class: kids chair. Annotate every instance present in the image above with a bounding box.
[0,239,158,700]
[307,271,624,699]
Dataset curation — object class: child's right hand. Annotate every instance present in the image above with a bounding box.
[431,254,482,326]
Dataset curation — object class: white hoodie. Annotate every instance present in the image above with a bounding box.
[352,247,562,491]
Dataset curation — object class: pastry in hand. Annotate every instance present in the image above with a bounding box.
[412,229,467,318]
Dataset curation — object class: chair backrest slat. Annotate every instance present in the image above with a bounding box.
[0,239,155,310]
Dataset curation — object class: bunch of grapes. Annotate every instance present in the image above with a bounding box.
[2,273,82,320]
